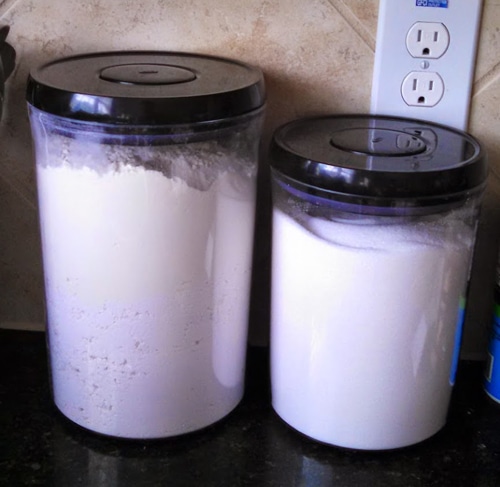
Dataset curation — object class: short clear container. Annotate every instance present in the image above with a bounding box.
[27,51,266,439]
[269,115,487,450]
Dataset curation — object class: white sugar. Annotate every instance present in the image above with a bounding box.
[271,207,474,449]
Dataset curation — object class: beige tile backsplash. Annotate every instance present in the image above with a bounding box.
[0,0,499,358]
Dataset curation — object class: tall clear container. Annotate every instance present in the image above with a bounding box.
[269,115,487,450]
[27,51,265,439]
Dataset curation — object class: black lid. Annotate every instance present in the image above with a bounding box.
[270,114,487,210]
[26,51,266,125]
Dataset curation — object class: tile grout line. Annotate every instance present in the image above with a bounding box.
[326,0,377,53]
[0,170,37,211]
[0,0,22,19]
[473,60,500,98]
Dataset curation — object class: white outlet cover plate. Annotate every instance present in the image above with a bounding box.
[370,0,483,130]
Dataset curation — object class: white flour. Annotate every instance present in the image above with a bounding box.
[37,156,255,438]
[271,207,474,450]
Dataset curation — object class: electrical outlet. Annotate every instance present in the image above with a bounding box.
[401,71,444,106]
[406,22,449,59]
[370,0,483,131]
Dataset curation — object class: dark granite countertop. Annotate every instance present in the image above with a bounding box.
[1,328,500,486]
